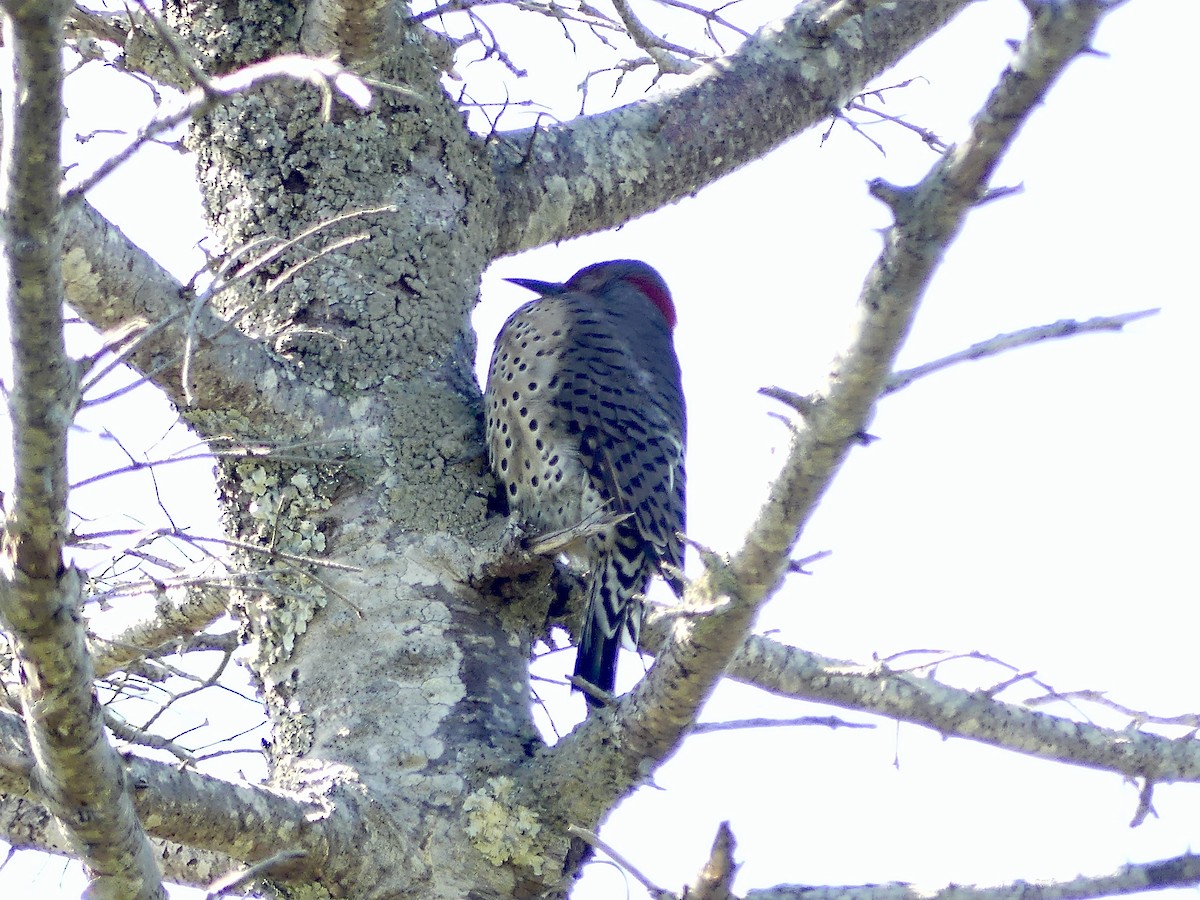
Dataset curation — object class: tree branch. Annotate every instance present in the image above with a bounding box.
[89,575,231,679]
[723,0,1114,629]
[0,3,165,895]
[728,636,1200,784]
[67,5,193,89]
[490,0,974,255]
[0,786,251,891]
[63,202,298,421]
[883,308,1159,396]
[743,852,1200,900]
[608,0,702,75]
[301,0,398,68]
[688,821,738,899]
[0,710,340,888]
[809,0,896,41]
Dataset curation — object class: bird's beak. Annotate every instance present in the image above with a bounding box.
[505,277,566,296]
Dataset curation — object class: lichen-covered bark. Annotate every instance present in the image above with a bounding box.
[301,0,398,68]
[489,0,975,254]
[163,2,558,895]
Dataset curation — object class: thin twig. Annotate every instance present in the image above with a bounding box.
[690,715,873,734]
[204,849,308,899]
[65,55,376,201]
[884,309,1159,395]
[566,825,673,899]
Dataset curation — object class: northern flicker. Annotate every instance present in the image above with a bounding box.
[484,259,686,704]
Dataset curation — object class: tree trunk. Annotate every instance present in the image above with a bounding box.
[173,4,561,895]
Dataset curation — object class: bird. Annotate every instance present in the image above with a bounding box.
[484,259,686,705]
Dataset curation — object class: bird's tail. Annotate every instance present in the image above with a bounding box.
[574,529,651,707]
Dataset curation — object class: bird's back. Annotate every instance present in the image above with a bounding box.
[486,285,684,561]
[485,268,686,700]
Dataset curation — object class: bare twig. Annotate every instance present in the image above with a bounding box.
[788,549,832,573]
[204,849,307,898]
[727,636,1200,784]
[608,0,702,74]
[884,309,1159,395]
[846,100,948,150]
[690,715,873,734]
[654,0,751,42]
[526,509,633,556]
[741,852,1200,900]
[566,825,673,899]
[65,54,376,202]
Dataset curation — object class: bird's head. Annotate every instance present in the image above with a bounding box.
[507,259,677,329]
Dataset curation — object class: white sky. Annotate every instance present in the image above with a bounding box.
[4,1,1199,896]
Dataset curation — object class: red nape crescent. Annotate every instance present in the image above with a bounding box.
[563,259,677,329]
[622,273,676,329]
